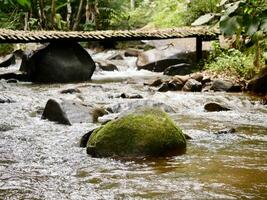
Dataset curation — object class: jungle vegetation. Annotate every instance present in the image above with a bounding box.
[0,0,266,79]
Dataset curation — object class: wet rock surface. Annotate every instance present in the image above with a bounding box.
[163,63,192,76]
[0,54,15,68]
[204,102,231,112]
[23,42,96,83]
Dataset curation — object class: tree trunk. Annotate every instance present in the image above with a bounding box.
[51,0,56,29]
[72,0,85,31]
[24,12,29,30]
[66,0,72,30]
[39,0,46,29]
[130,0,135,10]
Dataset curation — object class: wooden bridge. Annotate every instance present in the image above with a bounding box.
[0,26,220,61]
[0,26,219,43]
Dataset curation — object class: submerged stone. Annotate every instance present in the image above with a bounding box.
[87,107,186,158]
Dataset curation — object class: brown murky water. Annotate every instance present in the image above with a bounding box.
[0,59,267,199]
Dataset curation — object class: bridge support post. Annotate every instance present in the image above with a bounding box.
[196,36,202,62]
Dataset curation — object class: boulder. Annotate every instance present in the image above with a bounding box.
[42,99,105,125]
[0,54,15,68]
[182,79,202,92]
[87,107,186,157]
[172,75,190,84]
[60,88,81,94]
[204,102,231,112]
[137,48,187,72]
[163,63,192,76]
[210,79,236,92]
[96,61,118,71]
[167,81,183,91]
[191,73,204,82]
[158,83,169,92]
[247,67,267,93]
[23,42,96,83]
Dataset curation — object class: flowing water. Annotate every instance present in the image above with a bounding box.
[0,54,267,200]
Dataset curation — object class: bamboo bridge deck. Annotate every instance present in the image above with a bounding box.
[0,26,219,43]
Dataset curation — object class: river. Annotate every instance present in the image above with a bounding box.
[0,52,267,199]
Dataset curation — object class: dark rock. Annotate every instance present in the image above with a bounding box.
[96,61,118,71]
[0,54,15,68]
[119,93,143,99]
[60,88,81,94]
[6,79,18,83]
[0,73,28,82]
[167,81,183,91]
[80,128,100,147]
[138,57,187,72]
[0,96,15,103]
[182,79,202,92]
[124,49,141,57]
[163,63,192,76]
[184,133,192,140]
[210,80,233,92]
[158,83,169,92]
[247,67,267,93]
[23,42,96,83]
[0,123,14,132]
[214,128,236,135]
[229,84,242,92]
[144,78,163,87]
[201,76,211,85]
[42,99,101,125]
[202,82,212,92]
[42,99,71,125]
[204,102,231,112]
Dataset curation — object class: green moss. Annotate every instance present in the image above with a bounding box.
[0,44,14,56]
[87,107,186,158]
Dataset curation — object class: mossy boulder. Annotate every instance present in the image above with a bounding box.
[86,107,186,158]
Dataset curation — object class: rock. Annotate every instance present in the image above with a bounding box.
[108,53,124,60]
[214,128,236,135]
[204,102,231,112]
[0,123,14,132]
[42,99,101,125]
[124,49,141,57]
[210,79,234,92]
[23,42,96,83]
[86,107,186,157]
[0,96,15,103]
[106,100,176,114]
[137,48,188,72]
[182,79,202,92]
[96,61,118,71]
[6,79,18,83]
[0,73,28,82]
[158,83,169,92]
[42,99,71,125]
[60,88,81,94]
[247,67,267,93]
[167,81,183,91]
[144,78,163,87]
[0,54,15,68]
[80,127,100,147]
[163,63,192,76]
[201,76,211,85]
[191,73,204,82]
[172,75,190,84]
[119,93,143,99]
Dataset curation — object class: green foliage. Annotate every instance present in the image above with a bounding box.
[205,42,258,79]
[219,0,267,36]
[184,0,221,25]
[0,44,14,56]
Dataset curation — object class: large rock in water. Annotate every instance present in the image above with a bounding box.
[87,107,186,157]
[24,42,96,83]
[247,67,267,93]
[136,48,188,72]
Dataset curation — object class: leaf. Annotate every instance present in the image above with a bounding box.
[244,15,260,35]
[219,0,228,7]
[260,10,267,32]
[224,1,241,16]
[16,0,31,9]
[191,13,215,26]
[220,15,242,35]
